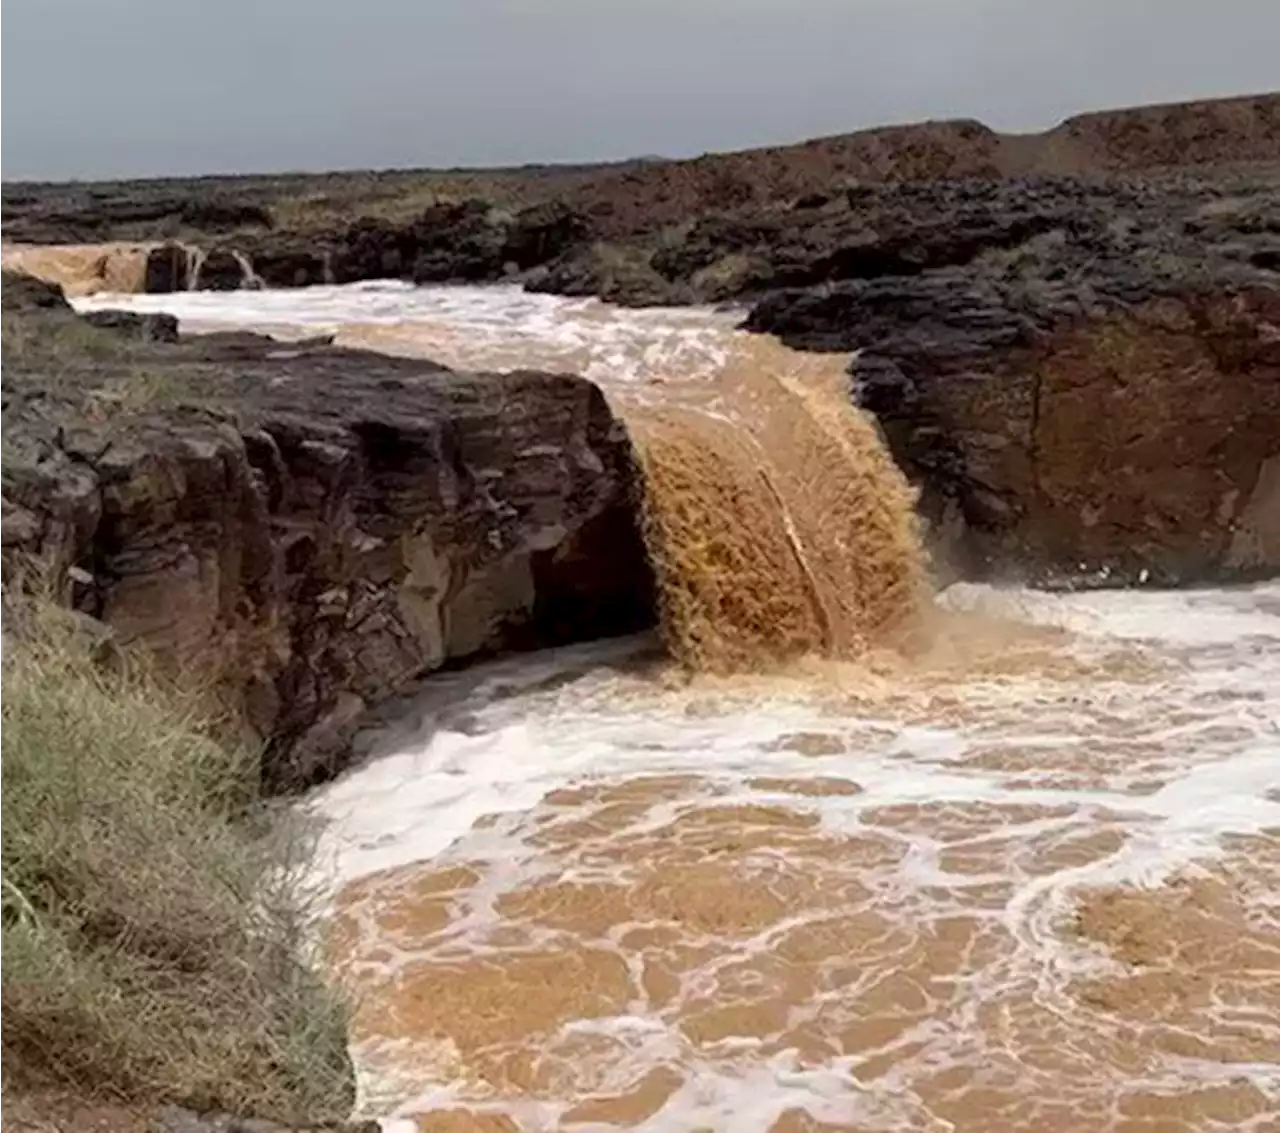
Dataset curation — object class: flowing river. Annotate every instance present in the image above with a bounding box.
[74,281,1280,1133]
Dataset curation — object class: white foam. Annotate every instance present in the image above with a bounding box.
[74,281,1279,1127]
[305,583,1280,1128]
[70,281,740,386]
[311,586,1280,895]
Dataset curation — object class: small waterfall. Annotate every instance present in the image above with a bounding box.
[322,249,336,285]
[0,243,151,295]
[184,246,207,291]
[231,250,264,291]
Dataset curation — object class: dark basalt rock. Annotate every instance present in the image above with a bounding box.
[2,311,655,788]
[144,241,193,292]
[81,309,180,342]
[188,200,596,292]
[194,248,252,291]
[501,199,592,268]
[1,189,272,244]
[1,269,71,311]
[525,244,690,307]
[743,171,1280,584]
[407,198,507,282]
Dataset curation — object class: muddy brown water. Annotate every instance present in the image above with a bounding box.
[72,282,1280,1132]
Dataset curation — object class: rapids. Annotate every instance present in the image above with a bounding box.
[70,281,1280,1132]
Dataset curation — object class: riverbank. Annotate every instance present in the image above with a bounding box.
[3,90,1279,1130]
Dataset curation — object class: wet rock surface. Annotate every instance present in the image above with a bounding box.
[739,171,1280,583]
[1,299,654,786]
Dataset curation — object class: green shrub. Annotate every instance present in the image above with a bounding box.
[1,604,353,1122]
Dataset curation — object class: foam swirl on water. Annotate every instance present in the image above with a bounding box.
[72,282,1280,1131]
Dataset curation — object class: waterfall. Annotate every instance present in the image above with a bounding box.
[184,246,207,291]
[231,250,264,291]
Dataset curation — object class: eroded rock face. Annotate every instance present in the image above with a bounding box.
[1,269,73,310]
[2,323,653,785]
[232,199,596,291]
[744,173,1280,584]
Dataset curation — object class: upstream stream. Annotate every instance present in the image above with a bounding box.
[74,281,1280,1133]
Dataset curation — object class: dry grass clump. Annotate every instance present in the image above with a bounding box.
[1,309,138,364]
[0,602,354,1123]
[2,312,209,425]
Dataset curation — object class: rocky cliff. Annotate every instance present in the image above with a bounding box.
[1,287,653,785]
[4,94,1278,593]
[740,172,1280,583]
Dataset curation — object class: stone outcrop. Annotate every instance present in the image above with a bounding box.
[1,268,72,310]
[2,302,653,786]
[742,172,1280,584]
[4,95,1278,592]
[252,198,592,289]
[80,307,181,342]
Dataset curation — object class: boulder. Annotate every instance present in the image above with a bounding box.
[234,200,592,291]
[526,243,690,307]
[194,247,252,290]
[501,201,592,269]
[1,269,71,311]
[82,309,180,342]
[407,198,507,282]
[328,216,418,283]
[3,320,654,786]
[145,242,193,292]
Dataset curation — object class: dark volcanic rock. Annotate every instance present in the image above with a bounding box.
[526,244,690,307]
[2,315,654,786]
[1,269,71,311]
[231,233,332,289]
[81,309,181,342]
[196,247,254,290]
[745,172,1280,584]
[185,200,595,293]
[408,199,507,282]
[177,196,273,231]
[145,241,193,292]
[2,188,272,244]
[501,200,592,268]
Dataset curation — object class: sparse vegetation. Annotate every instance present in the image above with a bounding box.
[2,310,211,425]
[0,601,354,1123]
[79,367,202,422]
[267,173,544,231]
[1,308,137,364]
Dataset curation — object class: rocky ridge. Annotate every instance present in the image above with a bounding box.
[3,94,1278,298]
[3,92,1279,673]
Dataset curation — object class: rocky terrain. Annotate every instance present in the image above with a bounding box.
[737,170,1280,583]
[1,278,653,784]
[5,92,1277,249]
[4,91,1278,1133]
[2,91,1278,696]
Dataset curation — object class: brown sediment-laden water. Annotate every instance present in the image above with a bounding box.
[75,281,1280,1132]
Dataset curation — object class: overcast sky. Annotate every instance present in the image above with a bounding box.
[3,0,1277,181]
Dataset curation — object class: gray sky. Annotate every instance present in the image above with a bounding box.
[3,0,1277,181]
